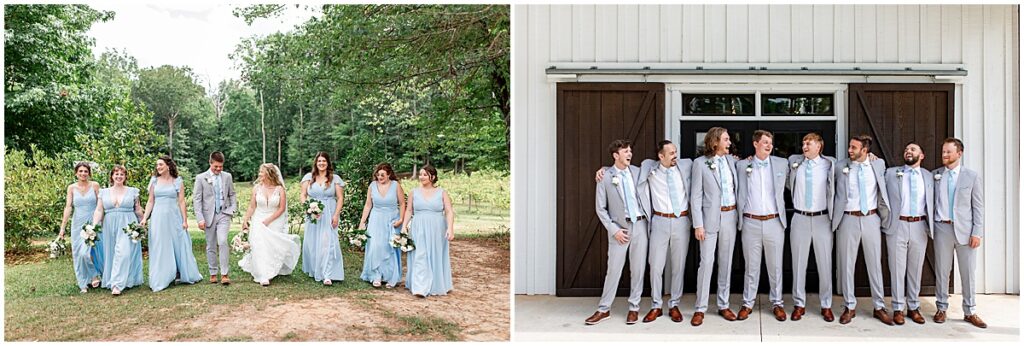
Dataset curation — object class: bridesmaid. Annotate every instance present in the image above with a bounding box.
[91,165,145,295]
[300,152,347,285]
[358,163,406,288]
[141,156,203,292]
[59,162,103,293]
[402,165,455,297]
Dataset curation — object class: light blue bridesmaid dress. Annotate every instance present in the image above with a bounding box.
[99,187,144,291]
[406,188,453,296]
[147,176,202,292]
[360,180,403,285]
[69,185,103,289]
[300,173,346,282]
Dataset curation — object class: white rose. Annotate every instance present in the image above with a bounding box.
[934,173,942,181]
[791,162,800,169]
[745,166,753,174]
[842,167,850,174]
[85,224,94,231]
[611,175,621,186]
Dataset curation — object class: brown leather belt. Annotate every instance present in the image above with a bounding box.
[743,213,780,221]
[844,209,878,216]
[627,215,647,223]
[795,209,828,216]
[721,205,737,212]
[653,210,690,218]
[937,220,953,224]
[899,216,927,222]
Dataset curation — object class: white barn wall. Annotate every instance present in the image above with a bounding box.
[514,4,1019,295]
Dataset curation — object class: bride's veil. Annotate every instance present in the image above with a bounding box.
[269,163,288,230]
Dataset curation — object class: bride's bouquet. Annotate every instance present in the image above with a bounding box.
[122,222,147,244]
[48,237,69,259]
[305,200,326,224]
[81,223,101,248]
[390,227,415,252]
[231,228,251,254]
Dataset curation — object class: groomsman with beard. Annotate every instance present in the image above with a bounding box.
[786,133,838,322]
[882,142,935,325]
[932,138,987,329]
[734,130,790,322]
[585,140,650,325]
[832,135,893,325]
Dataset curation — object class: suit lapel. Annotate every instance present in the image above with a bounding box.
[707,157,722,188]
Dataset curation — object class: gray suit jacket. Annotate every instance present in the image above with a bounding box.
[690,155,739,233]
[735,156,789,230]
[932,166,984,244]
[883,166,935,237]
[637,158,693,215]
[193,170,238,224]
[595,165,650,237]
[786,154,837,218]
[831,158,891,231]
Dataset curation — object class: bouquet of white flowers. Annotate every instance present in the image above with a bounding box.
[389,227,415,252]
[345,228,370,250]
[231,228,251,254]
[48,237,69,259]
[81,223,102,248]
[305,200,326,224]
[122,222,147,244]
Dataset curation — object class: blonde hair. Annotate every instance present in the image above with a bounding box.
[258,163,283,187]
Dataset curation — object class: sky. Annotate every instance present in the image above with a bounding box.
[87,3,318,91]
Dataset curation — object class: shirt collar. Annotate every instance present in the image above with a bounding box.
[948,165,962,175]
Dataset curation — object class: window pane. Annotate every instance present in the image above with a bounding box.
[683,94,755,116]
[762,94,833,116]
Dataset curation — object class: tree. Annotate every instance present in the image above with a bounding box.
[132,65,205,159]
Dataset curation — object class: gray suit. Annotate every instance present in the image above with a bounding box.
[637,158,693,310]
[882,166,935,312]
[932,165,984,315]
[690,155,739,313]
[786,154,837,309]
[193,170,238,276]
[735,156,789,308]
[595,165,650,313]
[832,158,890,310]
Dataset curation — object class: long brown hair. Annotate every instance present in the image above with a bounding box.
[310,152,334,184]
[373,163,398,182]
[153,156,179,178]
[703,127,729,157]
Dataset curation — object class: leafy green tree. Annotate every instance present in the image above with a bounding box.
[131,65,206,160]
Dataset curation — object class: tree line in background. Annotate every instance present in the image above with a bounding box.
[4,4,510,251]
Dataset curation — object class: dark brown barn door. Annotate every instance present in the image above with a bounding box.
[848,83,955,296]
[556,83,664,296]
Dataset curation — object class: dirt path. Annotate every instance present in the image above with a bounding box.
[116,238,510,341]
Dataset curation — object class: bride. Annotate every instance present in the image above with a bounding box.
[239,163,301,286]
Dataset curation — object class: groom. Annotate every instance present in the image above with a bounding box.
[193,151,238,285]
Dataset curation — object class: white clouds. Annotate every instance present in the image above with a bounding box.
[87,3,315,91]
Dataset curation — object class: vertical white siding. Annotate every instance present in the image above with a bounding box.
[515,4,1020,295]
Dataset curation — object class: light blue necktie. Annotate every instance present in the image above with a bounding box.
[857,163,869,215]
[667,168,683,216]
[717,157,732,206]
[947,170,957,220]
[213,174,222,214]
[909,169,918,216]
[621,170,640,220]
[804,160,815,210]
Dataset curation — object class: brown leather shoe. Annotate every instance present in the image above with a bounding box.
[220,274,231,285]
[964,314,988,329]
[691,312,705,326]
[791,306,805,321]
[643,308,662,323]
[720,308,739,321]
[209,275,218,284]
[873,309,894,326]
[669,307,684,323]
[736,307,751,320]
[839,308,856,324]
[773,306,787,321]
[893,310,905,325]
[933,310,946,323]
[822,308,835,322]
[908,309,925,324]
[626,310,639,325]
[584,311,610,325]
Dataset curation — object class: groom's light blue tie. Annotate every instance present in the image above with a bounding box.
[667,168,683,216]
[909,169,918,216]
[948,169,957,220]
[214,174,222,214]
[804,159,815,211]
[858,163,869,215]
[621,170,640,221]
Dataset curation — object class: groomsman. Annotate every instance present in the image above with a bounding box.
[932,138,987,329]
[832,135,893,325]
[586,140,650,325]
[193,151,238,285]
[689,127,740,326]
[882,142,935,325]
[735,130,790,322]
[786,133,838,322]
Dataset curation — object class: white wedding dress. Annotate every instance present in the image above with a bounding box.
[239,185,301,283]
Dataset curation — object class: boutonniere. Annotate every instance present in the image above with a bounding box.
[934,173,943,181]
[896,169,905,179]
[842,165,851,175]
[611,175,621,186]
[791,162,800,169]
[205,176,214,185]
[705,160,717,171]
[745,163,753,175]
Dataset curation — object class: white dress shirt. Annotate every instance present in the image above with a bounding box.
[714,154,736,207]
[745,157,778,215]
[649,163,688,214]
[845,159,878,211]
[900,166,927,217]
[935,164,963,221]
[793,156,830,212]
[614,166,641,218]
